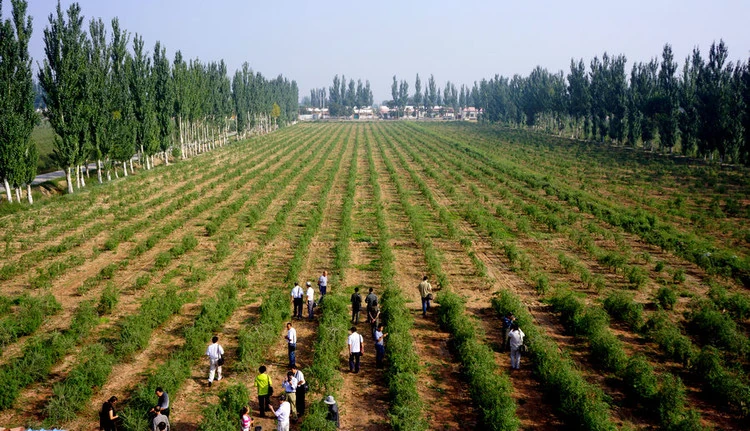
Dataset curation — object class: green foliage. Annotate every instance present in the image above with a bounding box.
[692,346,750,418]
[0,294,61,350]
[642,312,695,366]
[655,286,677,310]
[624,265,649,289]
[602,291,643,328]
[97,282,119,315]
[707,284,750,320]
[237,288,290,370]
[198,384,249,431]
[686,299,749,357]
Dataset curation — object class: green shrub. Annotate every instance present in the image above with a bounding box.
[535,273,550,294]
[624,265,648,289]
[643,312,695,366]
[692,346,750,417]
[134,274,151,290]
[707,284,750,320]
[97,282,119,315]
[655,286,677,310]
[153,252,172,270]
[558,253,578,273]
[673,268,686,284]
[686,300,748,356]
[623,355,658,403]
[602,291,643,328]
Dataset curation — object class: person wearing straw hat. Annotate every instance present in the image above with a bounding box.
[324,395,339,428]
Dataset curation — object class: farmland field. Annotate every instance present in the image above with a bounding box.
[1,121,749,431]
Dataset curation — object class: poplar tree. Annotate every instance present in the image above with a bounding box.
[152,41,173,164]
[86,18,110,183]
[657,44,679,152]
[0,0,37,202]
[38,0,88,194]
[414,74,422,114]
[129,34,157,170]
[107,18,134,178]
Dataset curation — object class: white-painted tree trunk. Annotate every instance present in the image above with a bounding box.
[85,163,90,178]
[114,165,119,179]
[129,159,134,173]
[66,167,74,194]
[164,150,169,166]
[80,166,86,187]
[26,184,33,204]
[75,165,81,189]
[97,159,103,184]
[3,178,11,202]
[123,161,128,177]
[15,187,21,203]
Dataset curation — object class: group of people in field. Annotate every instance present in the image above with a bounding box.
[99,270,526,431]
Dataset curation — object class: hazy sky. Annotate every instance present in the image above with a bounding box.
[6,0,750,103]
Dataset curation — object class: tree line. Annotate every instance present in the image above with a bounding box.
[390,43,750,165]
[0,0,298,202]
[301,75,374,116]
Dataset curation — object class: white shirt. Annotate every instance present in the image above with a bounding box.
[287,327,297,344]
[318,275,327,287]
[293,369,305,385]
[306,287,314,301]
[282,377,298,393]
[206,343,224,360]
[508,329,525,349]
[348,332,363,353]
[291,285,304,299]
[274,401,291,424]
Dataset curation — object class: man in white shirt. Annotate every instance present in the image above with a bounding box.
[270,393,291,431]
[347,326,364,373]
[290,365,306,416]
[281,371,298,421]
[206,336,224,387]
[290,282,304,319]
[305,282,315,320]
[285,322,297,368]
[318,270,328,296]
[507,322,525,370]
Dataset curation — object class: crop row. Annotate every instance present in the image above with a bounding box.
[371,123,519,431]
[399,123,750,418]
[382,123,621,429]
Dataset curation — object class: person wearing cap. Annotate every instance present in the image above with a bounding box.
[305,281,315,320]
[269,393,291,431]
[324,395,340,428]
[290,282,304,319]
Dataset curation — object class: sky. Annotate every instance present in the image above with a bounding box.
[5,0,750,103]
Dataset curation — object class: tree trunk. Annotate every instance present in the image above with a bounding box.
[85,163,90,178]
[80,166,86,187]
[123,161,128,177]
[3,178,11,202]
[66,167,74,194]
[76,165,81,189]
[129,159,134,173]
[97,159,103,184]
[15,187,21,203]
[26,184,33,204]
[164,150,169,166]
[114,165,119,179]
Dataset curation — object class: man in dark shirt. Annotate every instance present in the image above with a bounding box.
[151,387,169,417]
[350,287,362,323]
[364,288,378,323]
[324,395,339,428]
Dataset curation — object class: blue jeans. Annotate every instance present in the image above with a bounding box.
[288,344,296,366]
[421,297,431,315]
[375,344,385,367]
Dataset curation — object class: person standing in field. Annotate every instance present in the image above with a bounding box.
[291,365,307,416]
[350,287,362,323]
[99,396,118,431]
[291,282,304,319]
[254,365,272,417]
[507,322,525,370]
[270,393,291,431]
[348,326,364,373]
[365,288,378,323]
[501,313,514,352]
[374,324,388,368]
[318,270,328,296]
[324,395,340,428]
[285,321,297,368]
[150,387,169,417]
[240,406,254,431]
[151,406,170,431]
[305,281,315,320]
[206,335,224,387]
[418,276,433,317]
[281,371,299,421]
